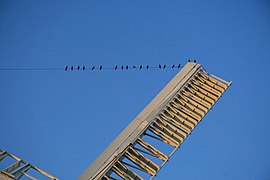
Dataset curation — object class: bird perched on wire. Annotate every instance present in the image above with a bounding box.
[65,63,184,72]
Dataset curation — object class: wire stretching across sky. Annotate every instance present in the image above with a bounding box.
[0,63,190,72]
[0,68,63,71]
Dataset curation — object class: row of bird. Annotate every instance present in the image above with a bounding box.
[65,64,183,71]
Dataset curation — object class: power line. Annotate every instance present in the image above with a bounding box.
[65,64,183,71]
[0,64,184,72]
[0,68,62,71]
[0,60,197,72]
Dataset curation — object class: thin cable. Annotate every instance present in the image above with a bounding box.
[0,68,62,71]
[64,64,186,71]
[0,61,197,72]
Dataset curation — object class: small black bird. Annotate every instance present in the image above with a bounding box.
[163,65,166,69]
[172,65,175,69]
[188,59,191,62]
[159,64,162,69]
[71,66,74,71]
[133,65,136,69]
[194,60,197,63]
[100,66,102,70]
[121,65,124,70]
[82,66,85,71]
[178,64,181,68]
[91,66,95,70]
[77,66,80,70]
[126,65,128,70]
[140,65,142,69]
[65,66,68,71]
[115,65,118,70]
[146,65,149,69]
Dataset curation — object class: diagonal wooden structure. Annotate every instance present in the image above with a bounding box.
[79,62,231,180]
[0,149,58,180]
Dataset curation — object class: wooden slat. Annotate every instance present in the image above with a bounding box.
[176,95,206,116]
[166,107,197,128]
[0,151,7,161]
[199,71,228,89]
[153,120,184,144]
[181,90,212,109]
[149,125,179,147]
[189,83,218,102]
[156,118,187,140]
[195,75,225,93]
[178,93,208,114]
[192,79,222,97]
[112,164,129,179]
[161,110,195,130]
[125,147,160,176]
[193,77,223,96]
[170,102,201,122]
[136,138,168,161]
[101,175,110,180]
[159,113,192,134]
[112,161,143,180]
[185,86,215,105]
[171,99,202,120]
[4,160,22,173]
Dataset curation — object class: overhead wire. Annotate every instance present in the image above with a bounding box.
[0,60,197,72]
[0,68,63,71]
[0,64,183,72]
[64,64,184,71]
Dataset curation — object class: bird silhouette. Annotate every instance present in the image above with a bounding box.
[121,65,124,70]
[71,66,74,70]
[178,64,181,68]
[194,60,197,63]
[163,65,166,69]
[91,66,95,70]
[133,66,136,69]
[126,65,128,70]
[82,66,85,71]
[100,66,102,70]
[65,66,68,71]
[77,66,80,70]
[140,65,142,69]
[146,65,149,69]
[188,59,191,62]
[159,64,162,69]
[172,65,175,69]
[115,65,118,70]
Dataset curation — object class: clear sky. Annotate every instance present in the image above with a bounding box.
[0,1,269,180]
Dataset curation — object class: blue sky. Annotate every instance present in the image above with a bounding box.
[0,0,269,179]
